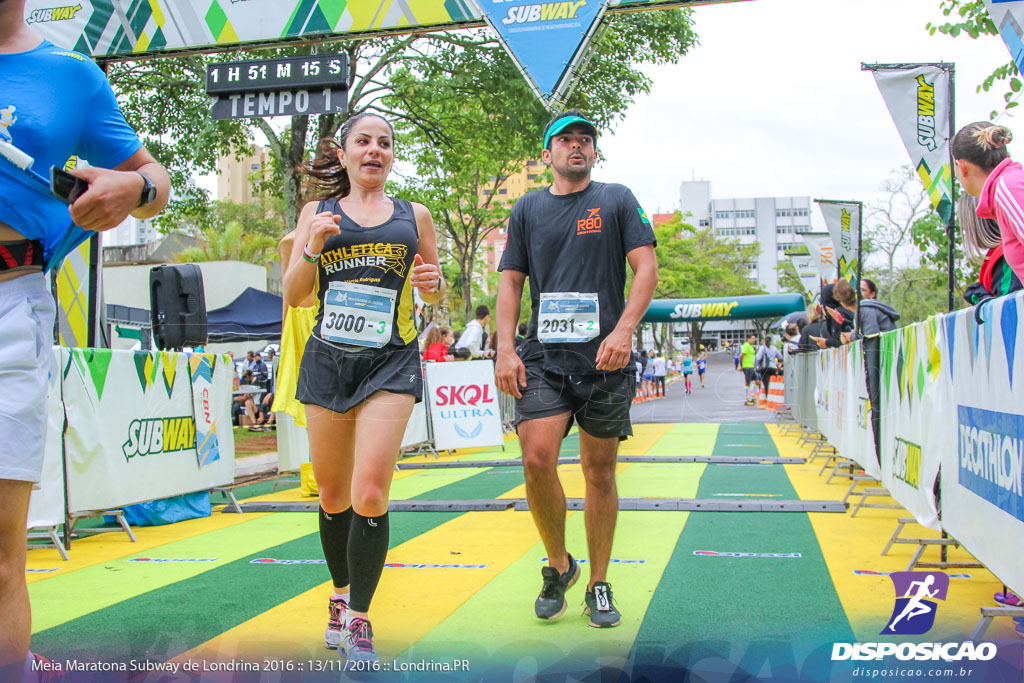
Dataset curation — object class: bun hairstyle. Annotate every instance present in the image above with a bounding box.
[302,113,395,200]
[957,193,1003,262]
[952,121,1013,172]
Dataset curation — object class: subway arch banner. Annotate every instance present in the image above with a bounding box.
[25,0,743,61]
[642,293,806,323]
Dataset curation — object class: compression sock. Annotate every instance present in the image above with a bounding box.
[319,506,354,590]
[348,511,390,613]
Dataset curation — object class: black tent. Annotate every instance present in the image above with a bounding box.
[206,287,283,343]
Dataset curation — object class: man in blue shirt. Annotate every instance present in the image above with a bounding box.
[0,3,169,679]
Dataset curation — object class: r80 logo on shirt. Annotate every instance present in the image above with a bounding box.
[577,208,602,235]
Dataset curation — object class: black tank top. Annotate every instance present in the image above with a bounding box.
[312,197,418,348]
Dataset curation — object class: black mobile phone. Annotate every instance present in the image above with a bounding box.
[50,166,88,204]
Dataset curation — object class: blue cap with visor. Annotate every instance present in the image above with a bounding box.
[543,115,598,150]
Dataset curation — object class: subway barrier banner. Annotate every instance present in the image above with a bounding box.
[878,319,943,530]
[425,360,504,451]
[816,342,877,478]
[937,291,1024,597]
[800,233,837,283]
[62,348,234,513]
[816,201,860,287]
[869,64,954,222]
[27,347,66,530]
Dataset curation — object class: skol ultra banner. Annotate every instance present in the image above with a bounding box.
[61,347,234,513]
[425,360,504,451]
[801,233,837,283]
[936,290,1024,598]
[983,0,1024,76]
[869,65,954,222]
[816,201,860,287]
[878,318,944,530]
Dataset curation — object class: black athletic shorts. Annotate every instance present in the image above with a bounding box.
[296,335,423,415]
[743,368,757,384]
[514,362,635,440]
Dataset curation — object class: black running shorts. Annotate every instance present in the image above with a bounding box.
[296,335,423,415]
[514,362,635,440]
[743,368,757,384]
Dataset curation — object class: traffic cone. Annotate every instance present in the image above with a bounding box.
[657,383,664,398]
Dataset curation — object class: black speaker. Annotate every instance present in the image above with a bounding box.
[150,264,207,350]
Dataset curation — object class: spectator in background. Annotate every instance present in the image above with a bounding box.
[798,306,825,353]
[953,121,1024,281]
[250,352,270,390]
[455,305,493,359]
[958,194,1023,310]
[783,324,800,354]
[642,349,655,398]
[833,280,859,344]
[516,323,528,350]
[652,350,667,396]
[421,325,452,362]
[860,278,878,301]
[242,350,256,374]
[740,334,758,405]
[854,286,900,341]
[754,336,782,402]
[449,329,462,358]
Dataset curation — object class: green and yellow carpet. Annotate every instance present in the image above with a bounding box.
[26,424,1023,681]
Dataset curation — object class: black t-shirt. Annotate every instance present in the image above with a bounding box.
[498,181,656,374]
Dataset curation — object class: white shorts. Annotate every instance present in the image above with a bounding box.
[0,273,55,483]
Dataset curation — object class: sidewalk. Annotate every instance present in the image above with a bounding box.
[234,451,279,478]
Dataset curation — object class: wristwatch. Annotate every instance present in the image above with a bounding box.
[137,171,157,207]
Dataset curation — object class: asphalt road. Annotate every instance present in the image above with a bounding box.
[630,351,771,424]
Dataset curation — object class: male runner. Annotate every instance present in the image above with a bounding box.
[740,333,758,405]
[495,109,658,628]
[0,4,169,679]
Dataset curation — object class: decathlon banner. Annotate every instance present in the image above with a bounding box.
[816,201,860,287]
[868,64,954,222]
[27,347,66,530]
[816,341,877,478]
[800,233,837,284]
[425,360,504,451]
[984,1,1024,76]
[935,290,1024,597]
[877,319,944,530]
[61,348,234,513]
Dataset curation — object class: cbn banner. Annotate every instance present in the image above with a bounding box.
[62,348,234,513]
[800,234,837,283]
[878,320,944,530]
[869,65,954,222]
[816,202,860,287]
[785,248,820,304]
[936,291,1024,597]
[425,361,504,451]
[814,342,877,478]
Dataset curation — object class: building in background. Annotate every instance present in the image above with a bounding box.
[217,144,270,204]
[478,160,546,274]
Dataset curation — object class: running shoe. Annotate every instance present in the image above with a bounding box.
[339,617,379,666]
[325,595,348,650]
[584,582,621,628]
[535,554,580,619]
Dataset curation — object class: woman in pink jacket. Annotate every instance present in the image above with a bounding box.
[953,122,1024,281]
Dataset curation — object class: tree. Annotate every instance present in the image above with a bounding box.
[648,212,764,352]
[866,166,932,281]
[175,220,278,267]
[107,13,699,319]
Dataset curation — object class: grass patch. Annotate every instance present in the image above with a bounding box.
[231,426,277,457]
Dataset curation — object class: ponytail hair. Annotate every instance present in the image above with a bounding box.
[952,121,1013,172]
[301,112,395,201]
[957,193,1003,262]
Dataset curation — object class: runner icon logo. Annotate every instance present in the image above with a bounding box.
[882,571,949,635]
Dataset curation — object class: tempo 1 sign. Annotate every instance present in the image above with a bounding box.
[206,54,349,120]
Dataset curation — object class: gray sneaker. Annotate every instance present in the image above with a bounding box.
[339,617,379,667]
[534,554,580,619]
[584,582,621,628]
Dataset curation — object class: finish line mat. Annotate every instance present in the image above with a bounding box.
[25,423,1023,681]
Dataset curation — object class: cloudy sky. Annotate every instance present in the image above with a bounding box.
[595,0,1017,227]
